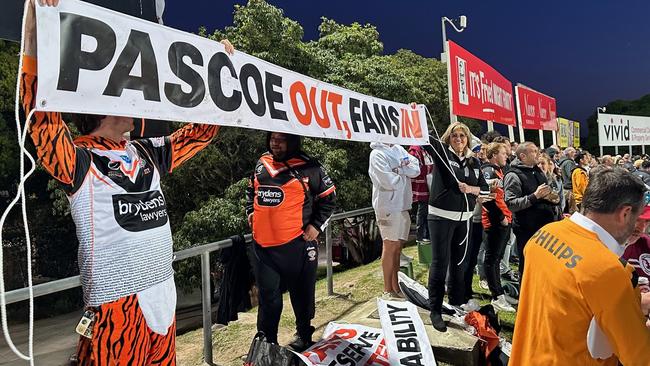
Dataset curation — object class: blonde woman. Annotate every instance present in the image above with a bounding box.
[423,122,489,332]
[538,153,564,219]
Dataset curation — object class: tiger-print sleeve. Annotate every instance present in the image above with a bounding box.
[133,124,219,175]
[169,123,219,172]
[21,55,77,186]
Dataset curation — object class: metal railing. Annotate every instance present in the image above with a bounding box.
[324,207,375,296]
[4,207,374,364]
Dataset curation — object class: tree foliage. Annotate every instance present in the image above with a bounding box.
[0,41,19,111]
[166,0,456,291]
[316,18,383,58]
[2,0,456,296]
[0,41,20,191]
[6,0,648,301]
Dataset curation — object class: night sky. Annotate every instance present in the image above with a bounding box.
[164,0,650,133]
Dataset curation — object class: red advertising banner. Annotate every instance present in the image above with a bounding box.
[515,85,557,131]
[447,40,516,126]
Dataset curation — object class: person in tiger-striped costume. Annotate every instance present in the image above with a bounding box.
[22,1,234,364]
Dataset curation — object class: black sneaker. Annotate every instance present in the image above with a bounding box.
[287,326,315,352]
[501,270,520,282]
[287,335,314,352]
[440,306,456,315]
[430,311,447,332]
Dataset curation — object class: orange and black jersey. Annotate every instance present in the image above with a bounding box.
[20,54,219,307]
[21,54,219,307]
[246,153,336,247]
[19,54,218,195]
[481,163,512,229]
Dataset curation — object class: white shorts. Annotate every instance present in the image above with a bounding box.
[377,211,411,242]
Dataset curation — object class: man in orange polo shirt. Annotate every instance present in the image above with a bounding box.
[511,168,650,365]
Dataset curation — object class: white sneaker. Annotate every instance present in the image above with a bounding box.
[500,338,513,357]
[479,280,489,290]
[381,291,403,300]
[460,299,481,312]
[492,295,516,313]
[400,252,413,265]
[504,294,519,305]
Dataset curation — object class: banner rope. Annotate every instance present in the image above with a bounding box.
[423,106,471,266]
[0,1,38,364]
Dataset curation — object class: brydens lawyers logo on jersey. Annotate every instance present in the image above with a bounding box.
[112,191,169,232]
[256,186,284,206]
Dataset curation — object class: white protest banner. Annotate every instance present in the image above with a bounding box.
[301,322,390,366]
[33,0,428,145]
[598,113,650,147]
[377,298,436,366]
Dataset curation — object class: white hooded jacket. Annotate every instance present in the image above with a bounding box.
[368,142,420,215]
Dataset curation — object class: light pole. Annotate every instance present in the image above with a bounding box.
[596,106,609,156]
[441,15,467,126]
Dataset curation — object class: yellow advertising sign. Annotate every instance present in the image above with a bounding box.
[558,118,570,147]
[557,117,580,147]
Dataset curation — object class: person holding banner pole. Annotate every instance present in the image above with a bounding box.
[423,122,490,332]
[21,1,234,364]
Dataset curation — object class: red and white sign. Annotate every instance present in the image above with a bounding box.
[447,40,516,126]
[300,323,390,365]
[377,299,436,366]
[515,85,557,131]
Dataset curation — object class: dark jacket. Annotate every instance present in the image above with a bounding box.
[634,170,650,186]
[424,139,489,216]
[558,157,576,190]
[504,158,556,231]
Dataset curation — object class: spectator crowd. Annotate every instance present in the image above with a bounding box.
[369,120,650,364]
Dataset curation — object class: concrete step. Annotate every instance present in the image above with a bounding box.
[336,298,480,366]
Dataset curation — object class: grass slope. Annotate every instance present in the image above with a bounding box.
[176,245,517,365]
